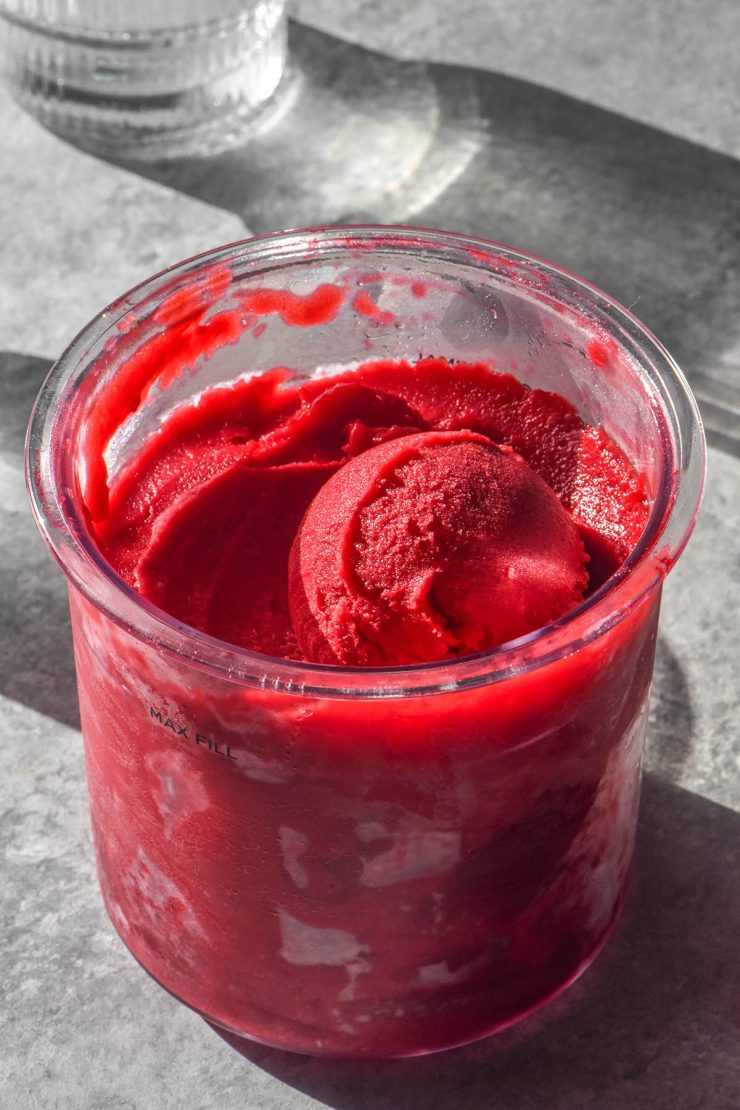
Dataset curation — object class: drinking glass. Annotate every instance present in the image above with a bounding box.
[0,0,288,157]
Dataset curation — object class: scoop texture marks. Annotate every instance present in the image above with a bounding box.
[98,359,648,665]
[289,431,588,665]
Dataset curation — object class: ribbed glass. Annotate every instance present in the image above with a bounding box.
[0,0,288,157]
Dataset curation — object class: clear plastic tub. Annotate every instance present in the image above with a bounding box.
[27,227,705,1057]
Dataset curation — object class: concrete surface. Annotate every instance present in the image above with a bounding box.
[1,4,738,1108]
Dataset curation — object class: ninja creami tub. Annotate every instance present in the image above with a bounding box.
[27,227,704,1057]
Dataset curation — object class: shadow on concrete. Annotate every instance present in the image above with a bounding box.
[212,774,740,1110]
[0,351,80,729]
[645,636,696,779]
[97,21,740,457]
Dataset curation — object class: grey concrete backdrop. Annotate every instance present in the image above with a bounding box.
[1,3,739,1108]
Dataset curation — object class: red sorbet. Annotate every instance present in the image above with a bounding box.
[289,430,588,665]
[71,351,656,1058]
[98,358,647,663]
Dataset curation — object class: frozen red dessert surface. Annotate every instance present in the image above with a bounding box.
[289,430,588,666]
[96,358,650,664]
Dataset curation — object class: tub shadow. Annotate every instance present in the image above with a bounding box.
[100,21,740,456]
[645,637,695,780]
[0,351,80,729]
[107,22,482,241]
[209,775,740,1110]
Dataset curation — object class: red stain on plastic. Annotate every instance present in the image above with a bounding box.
[240,284,345,327]
[352,291,395,326]
[587,337,618,369]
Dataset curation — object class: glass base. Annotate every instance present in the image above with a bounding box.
[110,880,630,1061]
[0,5,288,158]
